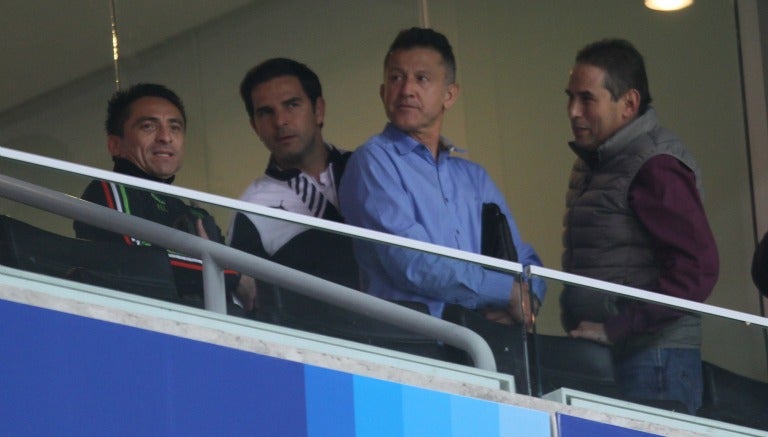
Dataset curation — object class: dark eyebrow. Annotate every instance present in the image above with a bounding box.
[133,116,160,126]
[565,89,595,99]
[132,116,185,129]
[254,105,273,115]
[283,96,302,105]
[169,118,185,131]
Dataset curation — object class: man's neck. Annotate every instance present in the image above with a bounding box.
[276,141,329,180]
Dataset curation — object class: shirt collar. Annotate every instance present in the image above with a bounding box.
[382,123,465,157]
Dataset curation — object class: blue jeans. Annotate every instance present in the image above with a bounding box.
[614,347,703,415]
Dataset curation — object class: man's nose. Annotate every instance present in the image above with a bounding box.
[275,108,289,126]
[567,99,581,119]
[156,125,172,143]
[399,76,416,96]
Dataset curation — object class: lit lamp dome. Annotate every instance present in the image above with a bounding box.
[645,0,694,11]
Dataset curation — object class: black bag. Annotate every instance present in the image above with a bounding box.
[481,203,518,262]
[442,203,533,392]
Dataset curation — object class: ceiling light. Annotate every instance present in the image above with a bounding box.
[645,0,693,11]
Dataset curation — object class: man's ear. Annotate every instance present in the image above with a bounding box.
[379,83,385,104]
[623,89,641,119]
[443,82,460,111]
[249,117,258,134]
[314,96,326,127]
[107,135,122,157]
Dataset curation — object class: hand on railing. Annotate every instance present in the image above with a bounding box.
[511,281,538,329]
[234,274,257,311]
[484,308,515,325]
[484,281,538,330]
[195,218,258,311]
[569,321,612,345]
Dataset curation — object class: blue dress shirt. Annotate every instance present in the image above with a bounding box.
[338,124,546,317]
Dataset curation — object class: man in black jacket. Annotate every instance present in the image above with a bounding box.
[75,83,255,311]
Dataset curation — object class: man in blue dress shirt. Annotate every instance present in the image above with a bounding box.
[338,27,545,326]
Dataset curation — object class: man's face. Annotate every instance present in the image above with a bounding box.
[108,96,185,179]
[380,48,457,140]
[566,63,633,150]
[249,75,324,168]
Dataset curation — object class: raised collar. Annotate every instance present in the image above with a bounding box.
[112,157,175,184]
[569,107,659,165]
[264,143,345,181]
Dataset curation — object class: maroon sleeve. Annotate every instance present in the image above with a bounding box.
[604,154,719,342]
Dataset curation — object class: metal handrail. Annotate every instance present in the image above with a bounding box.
[0,145,526,277]
[0,173,498,372]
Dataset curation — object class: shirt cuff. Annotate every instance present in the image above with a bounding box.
[529,276,547,303]
[476,268,516,309]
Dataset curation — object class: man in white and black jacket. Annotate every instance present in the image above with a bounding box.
[229,58,358,292]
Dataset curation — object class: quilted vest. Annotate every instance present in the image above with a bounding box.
[561,109,703,354]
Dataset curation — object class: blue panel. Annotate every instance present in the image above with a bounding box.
[353,376,403,437]
[0,299,308,436]
[558,413,661,437]
[402,384,451,436]
[449,394,498,436]
[305,365,355,437]
[3,297,674,437]
[497,403,551,437]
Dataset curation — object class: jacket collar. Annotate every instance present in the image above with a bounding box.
[112,157,175,184]
[264,143,346,181]
[569,107,659,166]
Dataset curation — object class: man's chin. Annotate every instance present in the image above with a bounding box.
[572,136,593,148]
[574,141,599,151]
[151,165,180,180]
[390,118,421,134]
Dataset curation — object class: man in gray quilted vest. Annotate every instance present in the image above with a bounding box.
[561,39,719,415]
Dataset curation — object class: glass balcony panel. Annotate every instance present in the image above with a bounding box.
[0,154,528,388]
[529,270,768,429]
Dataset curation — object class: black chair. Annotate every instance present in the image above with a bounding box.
[0,215,179,303]
[245,224,447,361]
[536,335,695,414]
[533,334,621,398]
[441,304,536,394]
[698,360,768,430]
[255,287,447,361]
[441,304,622,397]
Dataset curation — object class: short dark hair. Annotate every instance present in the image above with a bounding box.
[385,27,456,84]
[239,58,323,120]
[575,39,652,115]
[105,83,186,136]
